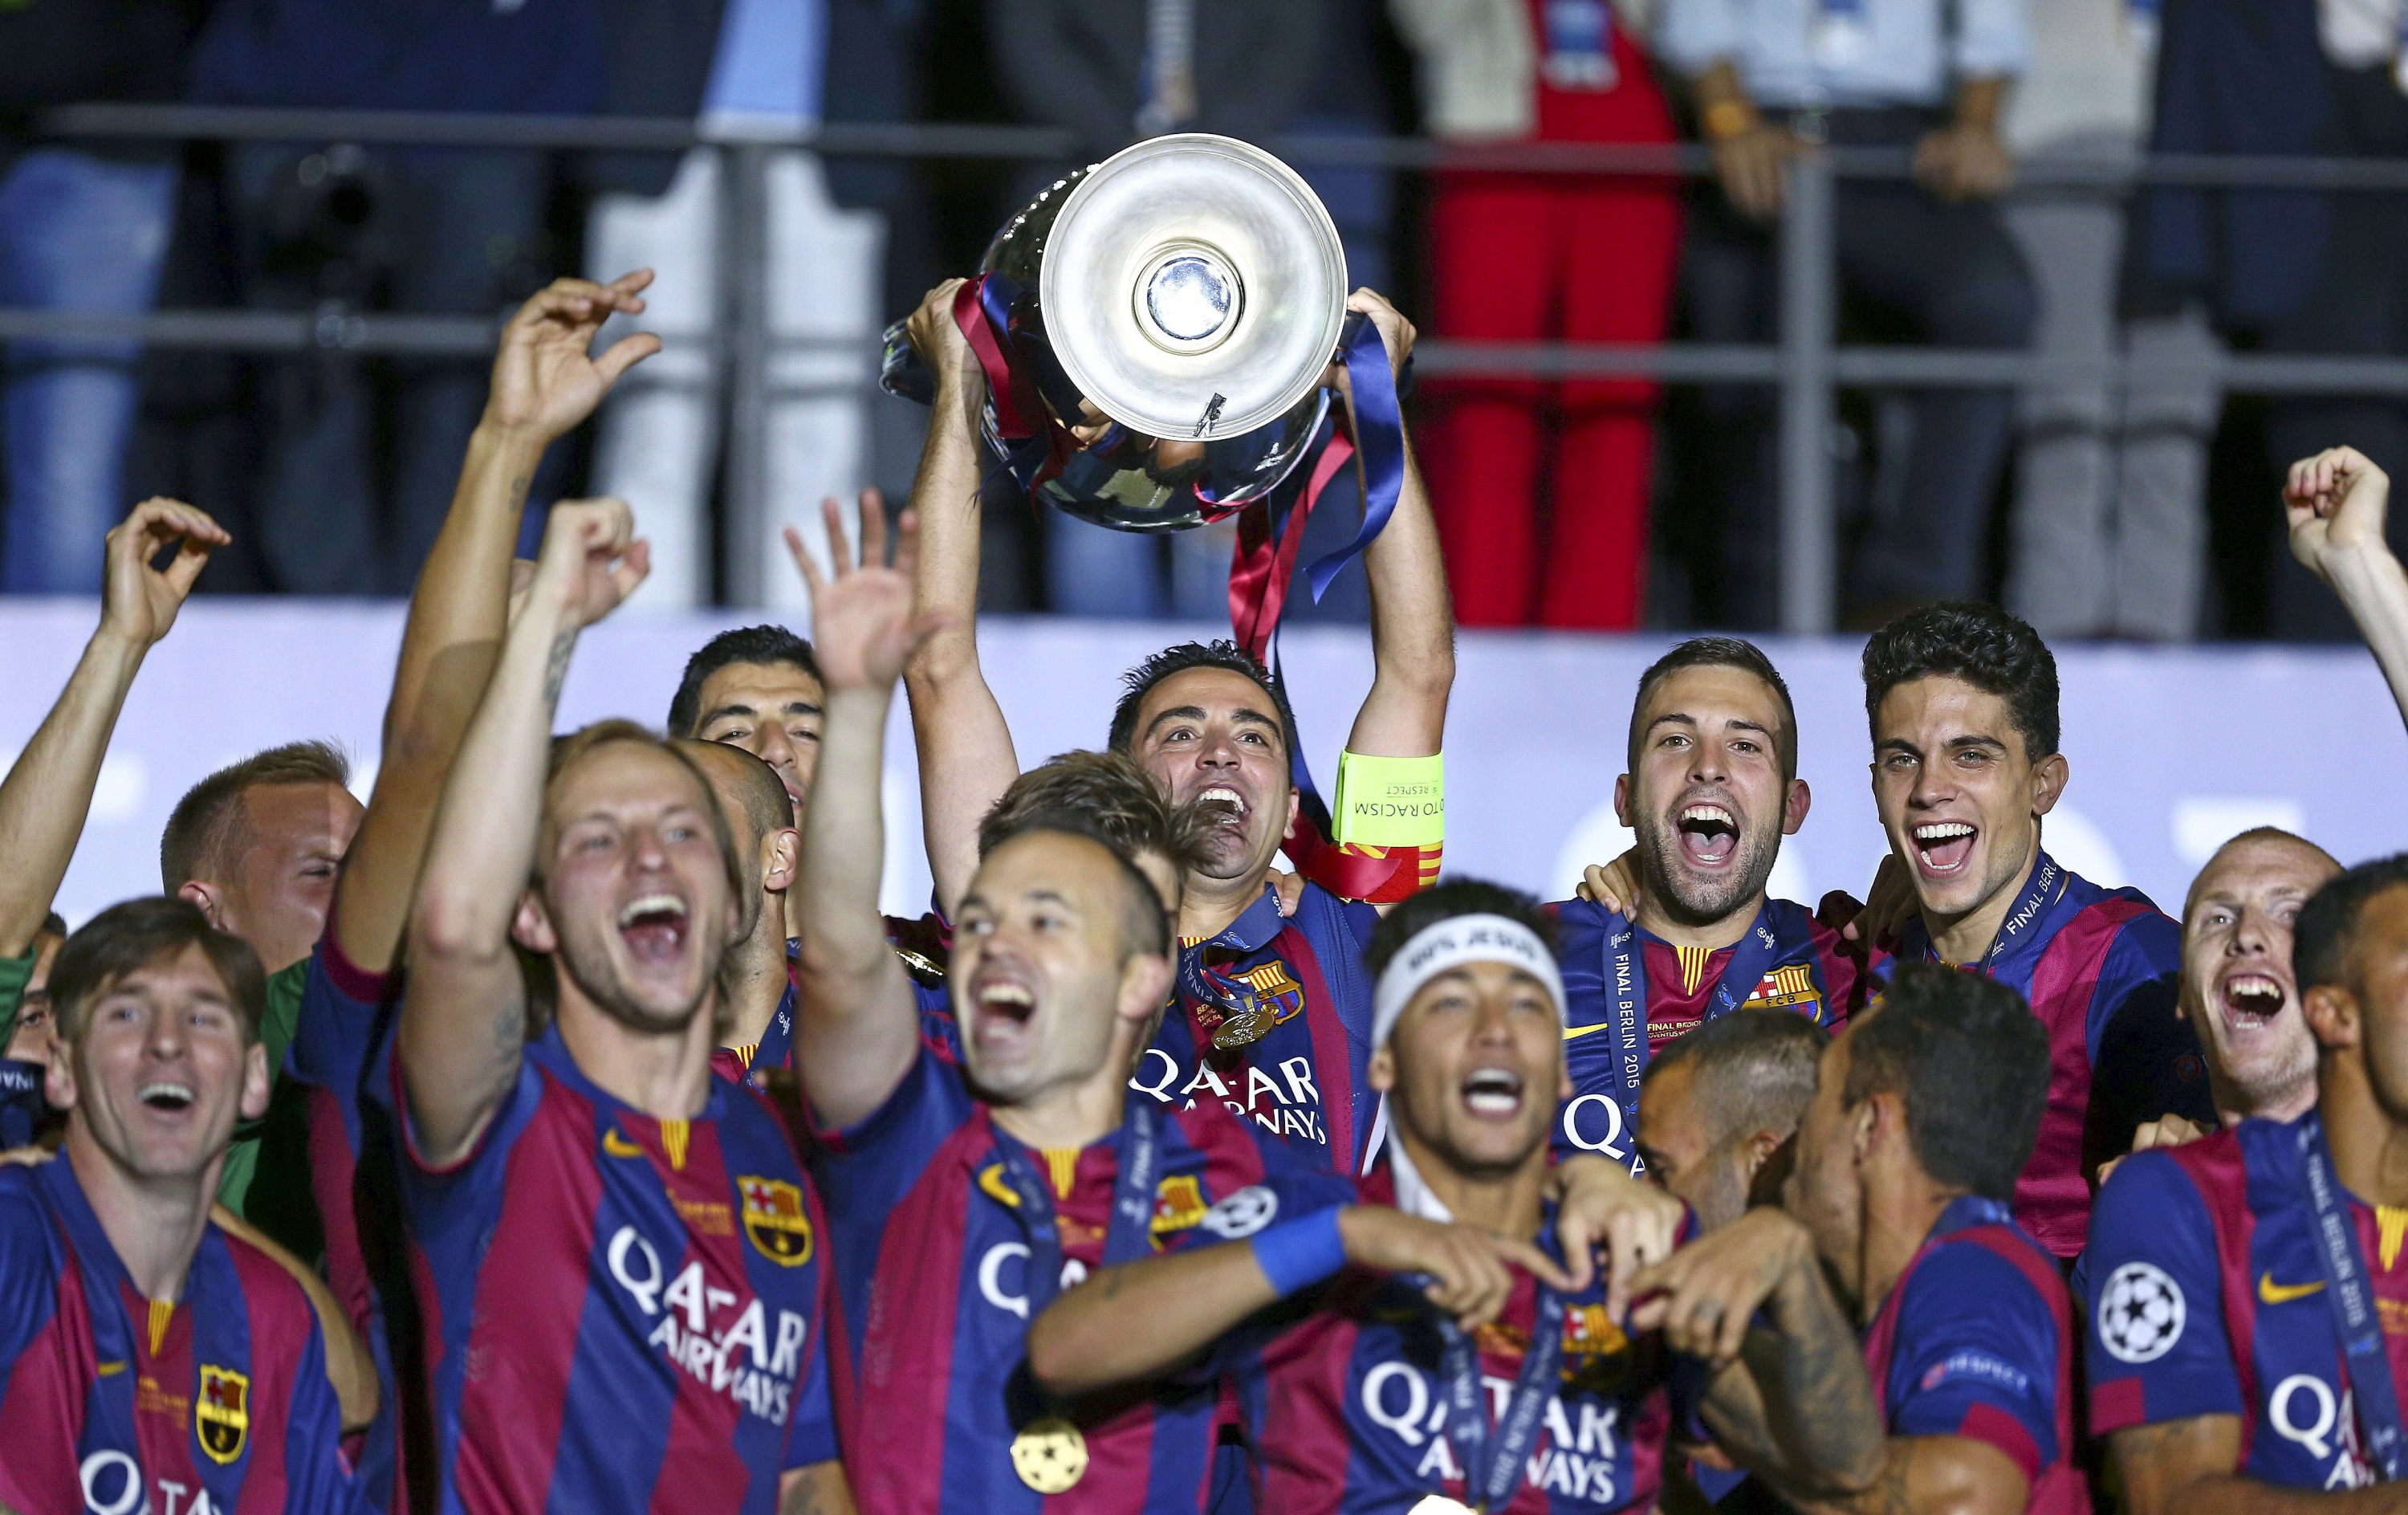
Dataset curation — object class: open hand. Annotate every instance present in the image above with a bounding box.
[1576,849,1642,914]
[786,492,950,694]
[482,271,661,445]
[2286,446,2393,586]
[1336,1204,1576,1331]
[1550,1155,1686,1318]
[533,498,649,631]
[100,497,230,650]
[1714,125,1802,221]
[1834,852,1916,949]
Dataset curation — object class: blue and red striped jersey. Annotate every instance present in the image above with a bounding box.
[2085,1114,2408,1489]
[1862,1195,2089,1515]
[1147,883,1381,1171]
[372,1022,839,1515]
[1877,851,2213,1256]
[1551,896,1863,1167]
[1227,1167,1692,1514]
[0,1155,359,1515]
[810,1038,1357,1515]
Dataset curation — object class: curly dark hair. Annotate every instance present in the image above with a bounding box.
[1861,602,2060,762]
[1106,640,1301,765]
[666,625,821,738]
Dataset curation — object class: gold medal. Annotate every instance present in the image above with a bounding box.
[1011,1415,1089,1493]
[1407,1498,1478,1515]
[1210,1000,1276,1051]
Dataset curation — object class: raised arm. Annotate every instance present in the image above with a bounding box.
[2285,446,2408,732]
[897,279,1022,918]
[786,501,950,1130]
[336,273,659,974]
[1341,290,1454,762]
[0,498,224,959]
[401,500,649,1165]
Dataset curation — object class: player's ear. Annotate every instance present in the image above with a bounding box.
[510,890,558,955]
[764,826,799,896]
[2302,981,2359,1053]
[2029,751,2069,818]
[1117,952,1172,1025]
[1613,772,1634,830]
[1368,1043,1397,1094]
[1782,779,1811,837]
[238,1038,271,1122]
[178,880,227,932]
[42,1036,78,1113]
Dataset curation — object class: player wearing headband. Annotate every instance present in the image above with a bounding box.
[2085,854,2408,1504]
[1027,880,1702,1514]
[895,279,1453,1174]
[1862,602,2212,1257]
[787,505,1354,1513]
[0,899,356,1515]
[380,497,844,1515]
[1554,637,1868,1170]
[1631,963,2085,1515]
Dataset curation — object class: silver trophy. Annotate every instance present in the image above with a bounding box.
[883,133,1352,531]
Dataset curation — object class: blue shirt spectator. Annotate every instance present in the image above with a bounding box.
[1658,0,2027,108]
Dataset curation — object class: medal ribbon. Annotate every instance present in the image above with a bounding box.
[1900,852,2063,976]
[990,1096,1164,1317]
[2298,1113,2407,1481]
[1433,1285,1568,1509]
[1601,901,1792,1132]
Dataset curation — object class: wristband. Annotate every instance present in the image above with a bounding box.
[1251,1207,1351,1297]
[1332,750,1444,849]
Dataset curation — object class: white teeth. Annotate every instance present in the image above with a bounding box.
[980,984,1034,1007]
[1463,1069,1523,1115]
[1680,804,1735,828]
[1914,823,1976,842]
[617,894,687,927]
[1198,788,1243,808]
[139,1082,194,1107]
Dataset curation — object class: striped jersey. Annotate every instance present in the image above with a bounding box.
[0,1155,358,1515]
[372,1023,838,1515]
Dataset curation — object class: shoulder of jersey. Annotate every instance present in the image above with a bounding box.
[211,1221,319,1320]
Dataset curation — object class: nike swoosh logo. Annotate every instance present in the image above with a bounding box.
[2260,1273,2326,1305]
[97,1361,127,1376]
[1562,1023,1614,1043]
[603,1130,645,1159]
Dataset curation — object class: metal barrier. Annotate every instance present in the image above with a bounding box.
[16,103,2408,625]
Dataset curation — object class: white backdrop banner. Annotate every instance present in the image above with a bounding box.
[6,600,2404,927]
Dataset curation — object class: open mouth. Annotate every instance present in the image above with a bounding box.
[974,976,1037,1026]
[1675,803,1740,868]
[616,894,690,964]
[138,1081,196,1113]
[1460,1066,1525,1120]
[1912,822,1978,875]
[1194,786,1248,832]
[2220,972,2287,1030]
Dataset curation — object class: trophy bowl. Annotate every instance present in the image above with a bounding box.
[885,133,1351,532]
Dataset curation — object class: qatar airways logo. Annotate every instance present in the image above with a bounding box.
[1357,1362,1624,1501]
[1129,1051,1328,1146]
[608,1226,807,1425]
[79,1453,223,1515]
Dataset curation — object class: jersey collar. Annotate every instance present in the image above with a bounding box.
[529,1022,730,1125]
[1191,883,1287,955]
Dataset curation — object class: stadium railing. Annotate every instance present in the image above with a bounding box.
[14,104,2408,627]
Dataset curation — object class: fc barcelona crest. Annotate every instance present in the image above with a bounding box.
[738,1176,814,1266]
[196,1364,250,1464]
[1202,959,1308,1051]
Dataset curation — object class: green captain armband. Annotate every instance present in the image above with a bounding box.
[1332,751,1444,849]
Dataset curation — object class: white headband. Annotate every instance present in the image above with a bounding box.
[1371,913,1565,1049]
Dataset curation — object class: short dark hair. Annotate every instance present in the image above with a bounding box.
[1861,602,2060,762]
[161,740,352,890]
[2296,853,2408,996]
[50,897,266,1045]
[1107,640,1300,768]
[1842,962,2048,1203]
[1367,879,1555,979]
[1646,1008,1826,1148]
[38,912,67,943]
[1628,637,1800,781]
[983,818,1172,959]
[980,751,1211,882]
[666,626,822,738]
[676,739,793,847]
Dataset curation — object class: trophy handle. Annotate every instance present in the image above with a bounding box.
[879,318,935,405]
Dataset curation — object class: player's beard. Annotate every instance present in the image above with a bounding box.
[555,920,714,1037]
[1633,808,1781,927]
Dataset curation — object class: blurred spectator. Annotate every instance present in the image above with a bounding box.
[2136,0,2408,640]
[1662,0,2036,629]
[0,0,195,593]
[184,0,603,595]
[583,0,904,612]
[986,0,1331,618]
[2000,0,2219,641]
[1394,0,1682,630]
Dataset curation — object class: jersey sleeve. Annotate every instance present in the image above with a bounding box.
[2085,914,2215,1153]
[280,1316,366,1515]
[783,1216,842,1470]
[1885,1243,2065,1485]
[0,1169,59,1369]
[808,1041,976,1223]
[289,935,390,1092]
[2084,1149,2244,1434]
[367,986,543,1186]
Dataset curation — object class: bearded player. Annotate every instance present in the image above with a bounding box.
[0,899,356,1515]
[1553,637,1868,1171]
[896,277,1453,1174]
[383,497,846,1514]
[1862,602,2212,1258]
[1632,963,2086,1515]
[1027,880,1703,1514]
[2083,853,2408,1505]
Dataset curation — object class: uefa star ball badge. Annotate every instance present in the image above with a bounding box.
[1011,1415,1090,1493]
